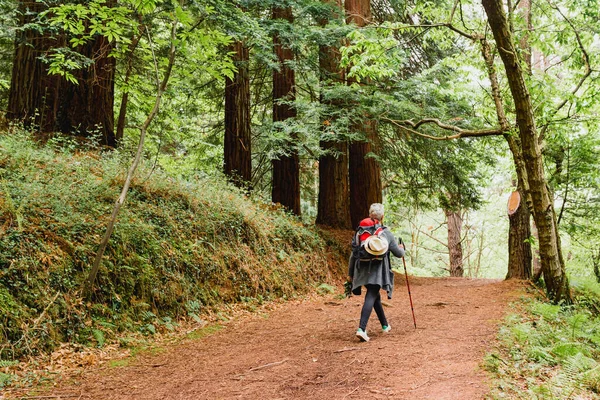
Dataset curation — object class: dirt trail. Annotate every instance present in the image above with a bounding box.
[24,277,524,399]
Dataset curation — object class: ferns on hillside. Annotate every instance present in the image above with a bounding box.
[485,283,600,399]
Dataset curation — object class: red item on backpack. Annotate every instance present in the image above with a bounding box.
[358,218,383,242]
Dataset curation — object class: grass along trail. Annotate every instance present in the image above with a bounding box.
[8,277,524,399]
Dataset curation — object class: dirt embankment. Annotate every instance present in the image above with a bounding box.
[7,277,524,400]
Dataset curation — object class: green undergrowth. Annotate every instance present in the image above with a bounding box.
[485,279,600,399]
[0,131,347,362]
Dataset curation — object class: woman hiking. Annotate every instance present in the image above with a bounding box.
[348,203,405,342]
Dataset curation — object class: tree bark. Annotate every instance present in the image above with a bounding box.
[504,142,533,280]
[224,41,252,189]
[316,0,351,229]
[345,0,382,227]
[531,221,542,280]
[116,26,144,143]
[8,0,116,147]
[482,0,571,302]
[317,140,351,228]
[349,128,382,227]
[506,187,532,279]
[272,6,300,215]
[445,209,464,277]
[8,0,64,134]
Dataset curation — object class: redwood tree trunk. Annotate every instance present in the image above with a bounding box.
[317,139,350,227]
[316,0,351,229]
[345,0,382,227]
[445,209,464,277]
[64,36,116,146]
[504,143,533,280]
[224,41,252,188]
[506,187,532,279]
[271,6,300,215]
[8,0,64,134]
[8,0,116,147]
[482,0,570,302]
[349,128,382,227]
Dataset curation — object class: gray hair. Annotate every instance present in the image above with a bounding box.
[369,203,385,220]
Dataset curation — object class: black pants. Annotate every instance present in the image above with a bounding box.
[359,284,388,331]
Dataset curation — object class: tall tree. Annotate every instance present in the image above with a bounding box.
[345,0,382,227]
[508,0,533,279]
[479,37,532,280]
[271,5,300,215]
[445,208,464,277]
[224,40,252,188]
[482,0,570,302]
[506,188,532,279]
[8,0,116,147]
[316,0,351,228]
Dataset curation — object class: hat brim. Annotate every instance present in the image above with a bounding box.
[364,236,389,256]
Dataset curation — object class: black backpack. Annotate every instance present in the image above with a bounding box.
[351,220,388,261]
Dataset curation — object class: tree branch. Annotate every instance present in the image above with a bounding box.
[382,22,481,41]
[449,0,461,23]
[382,117,506,140]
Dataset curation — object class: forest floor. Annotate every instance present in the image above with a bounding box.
[4,276,527,400]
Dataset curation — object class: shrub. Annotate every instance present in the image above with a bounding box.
[0,132,347,358]
[485,280,600,399]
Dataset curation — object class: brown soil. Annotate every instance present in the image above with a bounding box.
[10,277,525,399]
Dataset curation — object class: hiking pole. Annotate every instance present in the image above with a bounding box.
[401,248,417,329]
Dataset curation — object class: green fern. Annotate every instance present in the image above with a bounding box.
[527,346,556,365]
[316,283,335,294]
[0,372,13,388]
[511,322,534,344]
[531,382,554,399]
[583,366,600,393]
[552,353,598,394]
[551,342,589,360]
[531,302,561,320]
[92,329,105,347]
[141,310,157,321]
[0,360,18,368]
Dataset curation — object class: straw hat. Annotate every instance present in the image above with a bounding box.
[364,235,389,256]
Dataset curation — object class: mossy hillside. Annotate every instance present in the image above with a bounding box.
[0,132,347,358]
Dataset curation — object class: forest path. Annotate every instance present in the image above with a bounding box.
[33,277,524,399]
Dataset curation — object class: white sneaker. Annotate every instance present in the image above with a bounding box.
[356,328,370,342]
[382,324,391,333]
